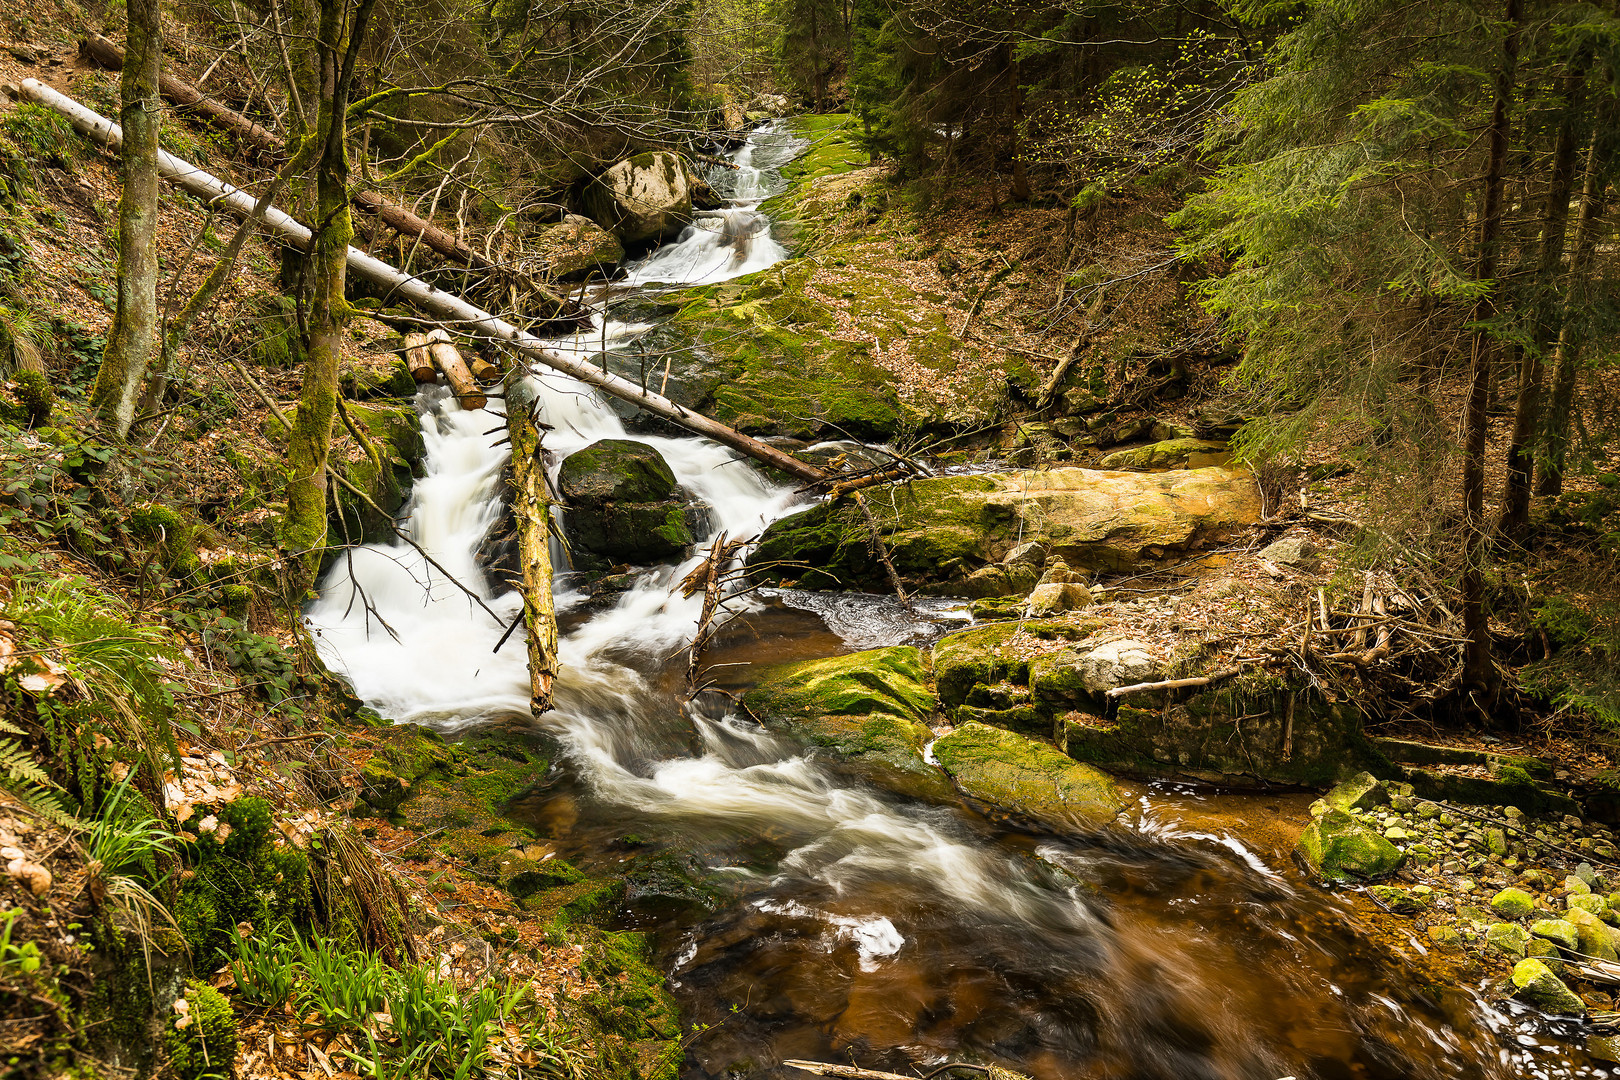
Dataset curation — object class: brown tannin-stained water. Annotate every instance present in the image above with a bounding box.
[305,124,1616,1080]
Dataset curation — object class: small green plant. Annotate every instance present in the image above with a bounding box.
[296,933,388,1027]
[86,771,184,983]
[0,716,74,827]
[383,965,523,1078]
[0,908,43,975]
[227,923,299,1008]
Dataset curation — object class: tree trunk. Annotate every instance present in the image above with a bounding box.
[1460,0,1523,705]
[92,0,161,439]
[505,376,560,714]
[282,0,376,591]
[1537,97,1615,498]
[1497,51,1588,540]
[1008,54,1031,202]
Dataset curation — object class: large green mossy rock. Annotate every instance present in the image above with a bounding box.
[558,439,694,568]
[743,646,947,797]
[748,466,1259,592]
[1295,807,1405,882]
[933,620,1102,712]
[932,722,1123,829]
[582,151,692,247]
[1511,958,1586,1015]
[1097,438,1230,470]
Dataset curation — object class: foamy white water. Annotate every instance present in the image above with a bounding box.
[306,119,1099,979]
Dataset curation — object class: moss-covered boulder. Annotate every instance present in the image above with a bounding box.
[1295,807,1404,882]
[1097,438,1231,470]
[358,724,455,814]
[1324,771,1389,812]
[1511,958,1585,1015]
[558,440,694,568]
[749,466,1259,591]
[933,620,1101,713]
[932,722,1123,829]
[534,214,625,280]
[743,646,946,796]
[582,152,692,247]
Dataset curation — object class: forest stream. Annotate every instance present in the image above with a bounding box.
[303,124,1611,1080]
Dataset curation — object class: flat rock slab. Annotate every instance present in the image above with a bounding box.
[750,466,1259,591]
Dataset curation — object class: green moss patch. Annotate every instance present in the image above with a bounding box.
[932,722,1123,829]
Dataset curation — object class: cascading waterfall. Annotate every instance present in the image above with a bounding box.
[306,124,1603,1079]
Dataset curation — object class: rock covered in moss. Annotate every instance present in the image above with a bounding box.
[743,646,945,796]
[1025,581,1095,616]
[558,440,694,567]
[1324,772,1389,812]
[1531,918,1581,951]
[533,214,624,279]
[1491,887,1536,918]
[165,978,237,1080]
[1296,807,1404,882]
[1097,437,1230,471]
[1487,922,1530,958]
[931,721,1123,829]
[1369,885,1429,913]
[748,466,1260,591]
[1511,958,1586,1015]
[1566,907,1619,961]
[582,152,693,247]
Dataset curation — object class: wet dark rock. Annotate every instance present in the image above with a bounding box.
[559,439,694,568]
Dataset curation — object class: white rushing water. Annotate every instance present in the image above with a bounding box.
[306,120,1103,964]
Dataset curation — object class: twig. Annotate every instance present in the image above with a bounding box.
[1106,666,1242,699]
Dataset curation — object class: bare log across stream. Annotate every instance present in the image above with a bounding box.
[504,377,559,713]
[78,33,586,324]
[17,79,855,487]
[403,332,436,382]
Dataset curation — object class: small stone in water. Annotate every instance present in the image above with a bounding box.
[1427,924,1463,951]
[1566,875,1593,896]
[1487,922,1530,958]
[1490,887,1535,918]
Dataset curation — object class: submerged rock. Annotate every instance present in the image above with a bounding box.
[582,151,693,247]
[749,466,1259,592]
[1296,807,1404,882]
[743,646,947,797]
[558,439,694,567]
[931,722,1123,829]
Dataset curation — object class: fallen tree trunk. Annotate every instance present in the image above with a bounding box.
[82,32,282,155]
[427,329,486,410]
[505,377,559,713]
[79,33,585,322]
[20,78,828,484]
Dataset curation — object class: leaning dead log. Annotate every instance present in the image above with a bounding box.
[79,33,584,323]
[426,329,486,410]
[504,376,559,714]
[20,79,831,486]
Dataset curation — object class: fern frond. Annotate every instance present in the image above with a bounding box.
[0,716,25,736]
[0,738,52,788]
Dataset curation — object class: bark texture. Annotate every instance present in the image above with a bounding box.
[505,376,559,714]
[92,0,162,438]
